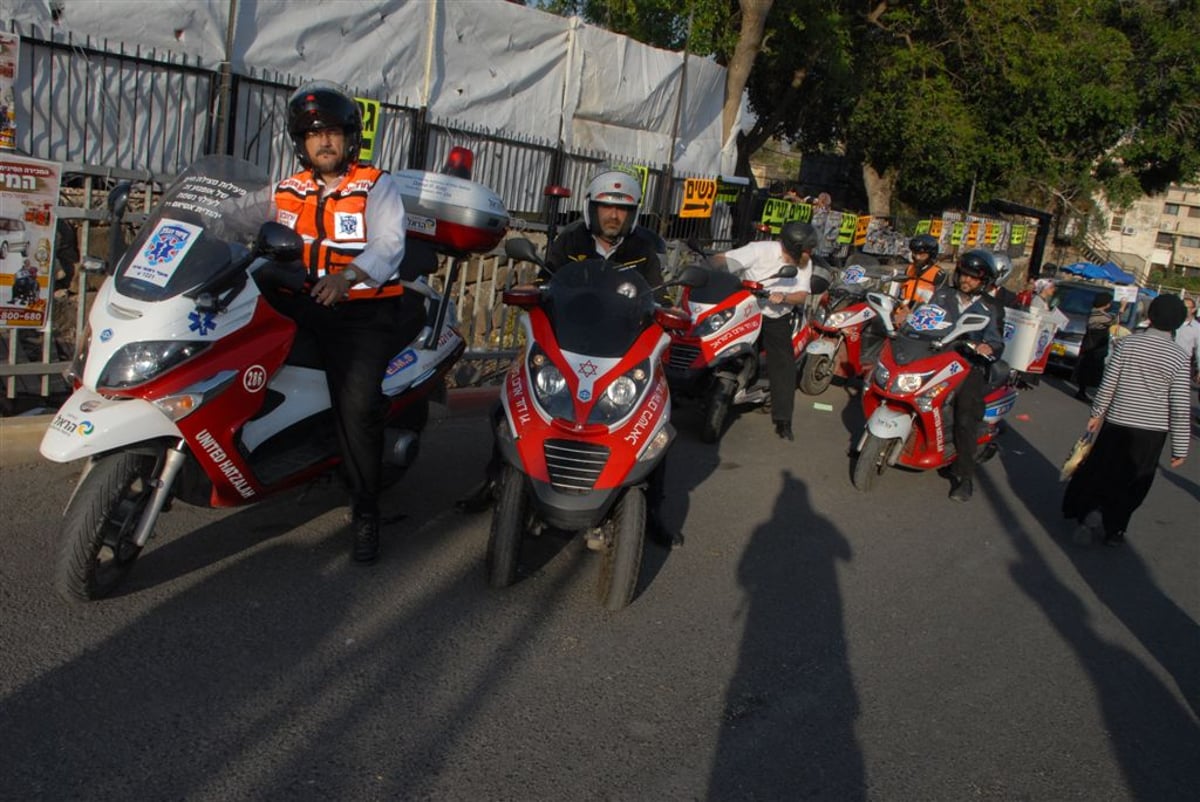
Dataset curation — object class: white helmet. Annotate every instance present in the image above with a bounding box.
[584,169,641,238]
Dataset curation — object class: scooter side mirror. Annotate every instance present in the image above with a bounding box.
[504,237,545,268]
[105,181,133,271]
[772,265,799,280]
[254,221,304,262]
[502,285,543,307]
[655,306,691,332]
[866,291,896,336]
[957,313,990,332]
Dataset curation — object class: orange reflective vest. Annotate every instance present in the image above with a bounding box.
[899,262,943,305]
[274,164,403,300]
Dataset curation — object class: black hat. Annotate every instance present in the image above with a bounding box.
[1147,294,1186,332]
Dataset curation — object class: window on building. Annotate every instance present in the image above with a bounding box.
[1163,203,1180,215]
[1189,206,1200,219]
[1181,235,1200,249]
[1156,232,1175,247]
[1109,212,1125,232]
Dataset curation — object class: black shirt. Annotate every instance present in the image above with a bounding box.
[545,220,665,294]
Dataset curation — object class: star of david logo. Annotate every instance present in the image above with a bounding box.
[578,360,598,377]
[188,310,217,336]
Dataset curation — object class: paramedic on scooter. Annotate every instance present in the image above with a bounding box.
[456,169,682,547]
[272,80,425,564]
[708,221,817,441]
[896,249,1004,502]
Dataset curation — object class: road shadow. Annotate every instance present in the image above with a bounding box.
[708,469,864,800]
[985,429,1200,799]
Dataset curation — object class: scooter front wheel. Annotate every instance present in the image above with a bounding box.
[851,433,895,492]
[700,378,734,443]
[598,487,645,611]
[799,353,834,395]
[55,451,156,602]
[485,465,526,589]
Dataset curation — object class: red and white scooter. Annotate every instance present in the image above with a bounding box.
[485,238,702,610]
[40,154,506,601]
[850,292,1019,491]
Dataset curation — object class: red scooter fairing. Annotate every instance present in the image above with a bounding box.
[497,258,674,530]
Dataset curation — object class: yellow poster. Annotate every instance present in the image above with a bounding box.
[354,97,380,163]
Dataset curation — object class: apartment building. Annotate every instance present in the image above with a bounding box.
[1099,183,1200,283]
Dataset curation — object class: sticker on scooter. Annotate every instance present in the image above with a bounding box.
[385,349,417,376]
[843,266,867,284]
[578,360,599,377]
[188,309,217,336]
[126,219,203,288]
[99,328,114,342]
[242,365,267,392]
[908,304,950,332]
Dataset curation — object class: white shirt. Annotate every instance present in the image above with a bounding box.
[721,240,811,319]
[1174,316,1200,375]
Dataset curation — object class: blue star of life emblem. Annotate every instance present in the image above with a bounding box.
[144,224,193,266]
[188,310,217,335]
[338,216,359,236]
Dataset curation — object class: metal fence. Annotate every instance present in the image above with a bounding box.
[2,27,760,402]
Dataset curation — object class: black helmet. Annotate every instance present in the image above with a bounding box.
[955,249,997,294]
[780,221,819,260]
[286,80,362,170]
[909,234,939,258]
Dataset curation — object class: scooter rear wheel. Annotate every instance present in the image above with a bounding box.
[598,487,645,611]
[55,451,154,602]
[485,465,526,589]
[799,353,834,395]
[851,433,894,492]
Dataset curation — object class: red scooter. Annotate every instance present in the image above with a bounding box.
[664,241,827,442]
[850,292,1018,491]
[485,238,703,610]
[40,154,505,601]
[799,257,896,395]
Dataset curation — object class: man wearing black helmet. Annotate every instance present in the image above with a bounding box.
[898,233,945,309]
[709,221,816,441]
[271,80,425,564]
[903,249,1005,501]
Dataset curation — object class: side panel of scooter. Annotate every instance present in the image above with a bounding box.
[40,387,182,462]
[239,365,329,452]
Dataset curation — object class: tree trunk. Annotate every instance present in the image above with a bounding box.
[862,163,897,218]
[722,0,773,156]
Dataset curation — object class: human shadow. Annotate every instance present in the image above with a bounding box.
[708,470,864,800]
[987,431,1200,798]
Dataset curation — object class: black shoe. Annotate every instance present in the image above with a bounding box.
[648,512,684,549]
[353,516,380,564]
[1103,530,1126,547]
[949,477,973,502]
[774,422,794,441]
[455,479,496,513]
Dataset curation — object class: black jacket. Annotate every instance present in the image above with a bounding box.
[545,221,665,293]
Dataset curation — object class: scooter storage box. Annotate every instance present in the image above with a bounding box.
[393,170,508,255]
[1002,307,1063,374]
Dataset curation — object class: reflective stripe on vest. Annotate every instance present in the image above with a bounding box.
[274,164,403,300]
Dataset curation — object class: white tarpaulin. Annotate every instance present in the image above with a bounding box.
[3,0,734,172]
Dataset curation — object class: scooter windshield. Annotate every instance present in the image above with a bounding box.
[687,268,744,305]
[544,259,655,358]
[893,302,957,365]
[114,155,273,302]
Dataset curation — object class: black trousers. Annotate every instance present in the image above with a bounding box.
[275,291,425,517]
[951,367,986,482]
[761,313,797,425]
[1063,421,1166,537]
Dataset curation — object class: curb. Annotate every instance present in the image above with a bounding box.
[0,386,500,469]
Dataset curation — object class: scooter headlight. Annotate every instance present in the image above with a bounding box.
[825,310,855,328]
[873,363,890,388]
[694,308,734,337]
[589,361,651,425]
[529,346,572,419]
[64,324,92,387]
[892,371,932,394]
[97,340,210,391]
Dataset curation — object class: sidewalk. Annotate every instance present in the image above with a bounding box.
[0,386,500,469]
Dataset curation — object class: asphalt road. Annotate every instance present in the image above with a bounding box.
[1,376,1197,800]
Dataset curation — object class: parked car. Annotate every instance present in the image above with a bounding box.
[1046,280,1155,372]
[0,216,29,259]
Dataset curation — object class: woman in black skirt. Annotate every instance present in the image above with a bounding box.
[1063,294,1191,546]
